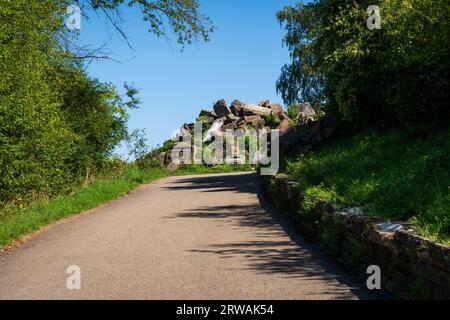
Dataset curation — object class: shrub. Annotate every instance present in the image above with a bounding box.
[265,113,281,127]
[0,1,139,206]
[277,0,450,127]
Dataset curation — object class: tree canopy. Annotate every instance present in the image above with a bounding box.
[277,0,449,127]
[67,0,214,49]
[0,0,212,205]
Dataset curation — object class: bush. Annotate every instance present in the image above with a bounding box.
[0,1,139,206]
[265,113,281,127]
[287,105,299,121]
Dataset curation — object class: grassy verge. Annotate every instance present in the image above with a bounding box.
[284,125,450,243]
[0,164,253,249]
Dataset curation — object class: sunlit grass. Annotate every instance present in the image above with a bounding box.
[285,125,450,243]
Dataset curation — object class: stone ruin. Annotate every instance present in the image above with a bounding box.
[149,99,332,169]
[197,99,317,136]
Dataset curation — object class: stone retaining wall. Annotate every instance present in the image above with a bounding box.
[262,175,450,300]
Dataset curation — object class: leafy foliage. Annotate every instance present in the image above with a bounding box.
[265,113,281,127]
[0,0,212,206]
[73,0,214,48]
[277,0,450,126]
[1,0,75,203]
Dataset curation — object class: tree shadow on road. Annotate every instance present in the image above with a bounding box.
[164,172,259,194]
[165,173,385,300]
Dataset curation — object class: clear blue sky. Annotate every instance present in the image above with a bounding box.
[79,0,298,151]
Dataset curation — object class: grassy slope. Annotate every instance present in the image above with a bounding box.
[285,125,450,243]
[0,164,253,249]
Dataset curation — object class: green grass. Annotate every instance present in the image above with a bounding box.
[0,164,254,249]
[175,163,254,174]
[285,125,450,243]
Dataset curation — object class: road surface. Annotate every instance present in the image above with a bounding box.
[0,172,382,299]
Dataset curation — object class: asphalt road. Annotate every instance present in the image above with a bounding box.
[0,172,382,300]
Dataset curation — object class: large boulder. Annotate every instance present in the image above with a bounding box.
[243,115,260,124]
[203,118,225,143]
[199,109,215,118]
[243,115,265,129]
[213,99,232,118]
[230,99,244,116]
[222,122,236,131]
[236,119,247,130]
[277,111,291,121]
[277,119,291,132]
[296,102,316,124]
[241,104,273,117]
[269,103,283,114]
[252,116,266,130]
[225,113,240,123]
[259,100,272,108]
[259,100,283,114]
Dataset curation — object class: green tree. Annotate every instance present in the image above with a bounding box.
[277,0,450,126]
[0,1,139,203]
[0,0,75,202]
[64,0,214,51]
[50,65,141,181]
[1,0,213,205]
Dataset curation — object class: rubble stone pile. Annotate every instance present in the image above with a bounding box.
[138,99,333,169]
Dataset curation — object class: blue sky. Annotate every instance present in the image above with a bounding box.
[78,0,298,151]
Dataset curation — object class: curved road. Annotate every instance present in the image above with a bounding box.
[0,172,381,300]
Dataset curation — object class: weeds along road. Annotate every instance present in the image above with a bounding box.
[0,172,382,300]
